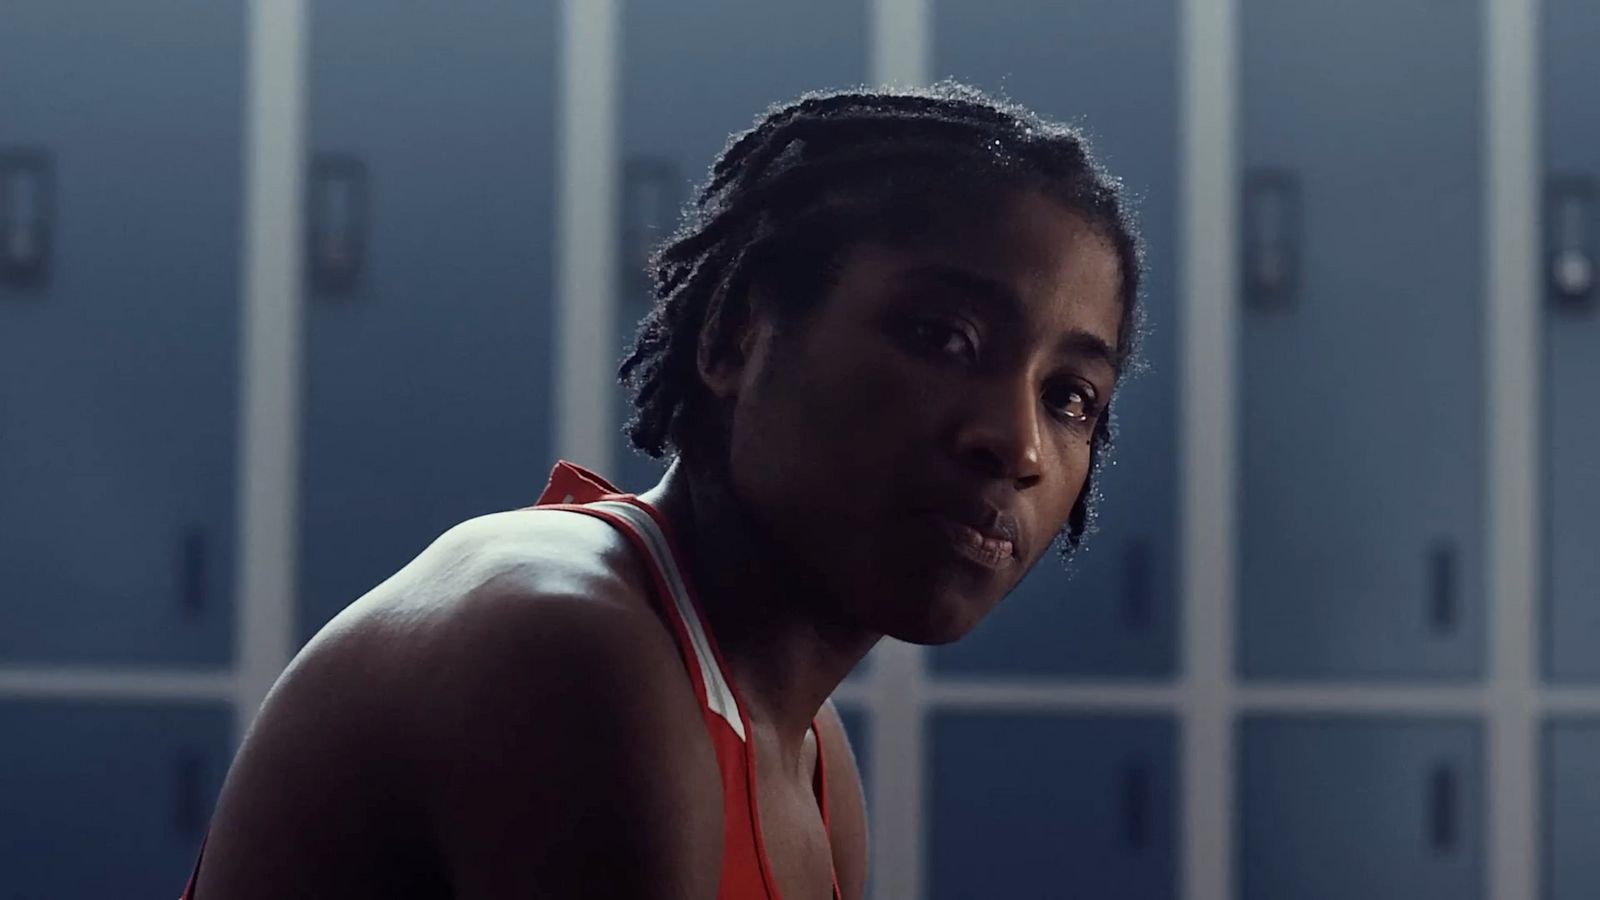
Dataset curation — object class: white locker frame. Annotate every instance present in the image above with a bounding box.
[0,2,1550,899]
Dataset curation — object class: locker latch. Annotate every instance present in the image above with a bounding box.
[1548,175,1596,312]
[1243,167,1301,310]
[0,148,54,290]
[307,153,368,297]
[621,156,685,308]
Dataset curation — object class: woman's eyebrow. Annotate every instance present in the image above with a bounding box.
[1057,329,1119,372]
[895,264,1120,371]
[897,264,1020,311]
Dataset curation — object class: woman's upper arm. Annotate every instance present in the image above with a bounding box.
[190,621,425,898]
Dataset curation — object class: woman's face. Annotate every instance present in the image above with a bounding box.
[711,189,1126,644]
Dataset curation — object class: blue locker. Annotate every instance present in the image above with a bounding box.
[298,2,558,639]
[831,703,872,897]
[611,0,869,494]
[1239,717,1484,900]
[833,702,871,797]
[0,700,229,899]
[928,0,1180,679]
[1545,720,1600,900]
[1238,0,1486,679]
[0,1,243,664]
[928,713,1177,900]
[1540,0,1600,681]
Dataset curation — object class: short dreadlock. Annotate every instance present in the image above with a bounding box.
[618,81,1145,557]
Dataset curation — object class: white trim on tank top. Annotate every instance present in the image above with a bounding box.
[589,500,747,742]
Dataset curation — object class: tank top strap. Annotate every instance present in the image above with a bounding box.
[535,459,626,506]
[530,462,748,743]
[532,464,839,899]
[581,499,748,743]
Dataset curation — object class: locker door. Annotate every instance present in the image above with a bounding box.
[1239,717,1484,900]
[928,0,1180,679]
[928,713,1178,900]
[834,703,871,797]
[0,700,229,900]
[1540,0,1600,681]
[832,703,872,898]
[299,1,558,639]
[1238,0,1486,679]
[0,1,243,664]
[1545,720,1600,900]
[611,0,869,493]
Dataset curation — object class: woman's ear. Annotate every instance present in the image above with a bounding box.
[696,282,764,400]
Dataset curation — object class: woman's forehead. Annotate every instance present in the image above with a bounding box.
[835,199,1124,329]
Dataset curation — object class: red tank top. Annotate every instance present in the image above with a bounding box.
[179,461,840,900]
[532,461,842,900]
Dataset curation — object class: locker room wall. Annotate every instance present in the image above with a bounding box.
[0,1,1593,898]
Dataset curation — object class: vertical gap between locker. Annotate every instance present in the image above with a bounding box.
[868,2,932,898]
[233,0,309,745]
[1179,0,1240,897]
[557,0,620,473]
[1486,0,1542,898]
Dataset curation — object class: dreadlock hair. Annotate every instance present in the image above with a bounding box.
[618,81,1145,559]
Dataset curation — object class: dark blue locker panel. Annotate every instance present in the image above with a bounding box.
[299,2,558,639]
[831,702,871,897]
[1238,0,1486,679]
[928,0,1179,679]
[1545,720,1600,900]
[0,1,242,664]
[612,0,868,493]
[1541,0,1600,681]
[833,702,871,798]
[1239,717,1484,900]
[0,700,229,899]
[928,713,1177,900]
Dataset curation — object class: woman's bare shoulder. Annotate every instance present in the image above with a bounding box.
[194,508,719,899]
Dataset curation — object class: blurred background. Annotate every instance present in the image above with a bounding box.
[0,0,1594,897]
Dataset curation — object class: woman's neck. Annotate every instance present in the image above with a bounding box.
[639,458,880,757]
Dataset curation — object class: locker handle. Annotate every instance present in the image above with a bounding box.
[1547,175,1596,312]
[174,751,206,838]
[1121,538,1152,632]
[179,526,208,618]
[307,153,369,297]
[0,148,54,290]
[1428,539,1457,634]
[1242,168,1301,310]
[1428,762,1459,854]
[620,156,685,302]
[1120,760,1152,851]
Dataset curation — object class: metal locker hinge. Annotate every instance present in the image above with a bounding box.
[1427,539,1458,635]
[1120,760,1153,851]
[1428,762,1459,854]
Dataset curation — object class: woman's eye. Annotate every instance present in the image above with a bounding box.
[909,320,977,362]
[1044,383,1097,423]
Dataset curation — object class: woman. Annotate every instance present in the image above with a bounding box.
[183,81,1143,900]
